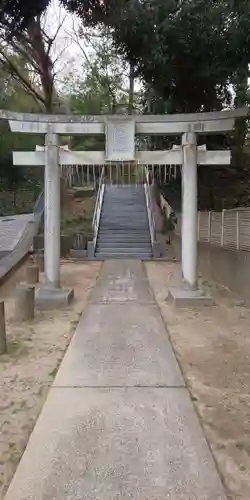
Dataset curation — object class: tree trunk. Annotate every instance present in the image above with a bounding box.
[27,17,54,112]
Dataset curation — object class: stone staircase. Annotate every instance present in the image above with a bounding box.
[95,185,153,259]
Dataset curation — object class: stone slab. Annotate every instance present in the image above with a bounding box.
[168,287,213,307]
[70,249,88,259]
[0,214,34,252]
[0,223,35,282]
[90,261,154,303]
[4,387,227,500]
[54,304,184,387]
[99,259,147,280]
[89,275,154,303]
[35,285,74,309]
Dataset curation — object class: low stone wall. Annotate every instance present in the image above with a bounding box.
[174,237,250,304]
[198,243,250,303]
[34,233,87,257]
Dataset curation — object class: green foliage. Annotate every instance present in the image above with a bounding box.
[63,31,140,150]
[0,63,42,190]
[65,31,132,114]
[0,0,48,34]
[4,0,250,113]
[60,0,250,113]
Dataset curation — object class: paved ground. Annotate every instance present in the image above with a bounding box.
[0,214,34,257]
[4,260,226,500]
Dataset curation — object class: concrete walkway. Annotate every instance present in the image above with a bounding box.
[5,260,226,500]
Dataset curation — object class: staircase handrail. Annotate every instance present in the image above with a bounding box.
[92,166,105,252]
[144,166,157,246]
[33,189,44,233]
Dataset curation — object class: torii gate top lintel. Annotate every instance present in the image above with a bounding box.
[0,107,248,124]
[0,107,248,136]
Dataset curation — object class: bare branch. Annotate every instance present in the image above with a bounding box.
[52,45,68,70]
[46,13,67,55]
[0,1,70,113]
[0,53,45,106]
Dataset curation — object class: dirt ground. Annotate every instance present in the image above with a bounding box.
[146,261,250,500]
[0,259,101,500]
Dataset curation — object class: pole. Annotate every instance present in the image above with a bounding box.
[181,132,198,290]
[15,285,35,321]
[0,302,7,355]
[44,131,60,288]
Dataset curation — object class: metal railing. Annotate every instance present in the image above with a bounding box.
[92,167,105,253]
[144,166,157,248]
[33,190,44,233]
[176,207,250,252]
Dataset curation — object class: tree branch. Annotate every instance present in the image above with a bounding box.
[0,52,45,106]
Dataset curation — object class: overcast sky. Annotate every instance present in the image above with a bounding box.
[43,0,137,93]
[43,0,89,82]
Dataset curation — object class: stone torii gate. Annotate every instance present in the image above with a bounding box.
[1,108,247,307]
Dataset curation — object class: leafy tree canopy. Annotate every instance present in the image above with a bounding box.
[1,0,250,113]
[60,0,250,112]
[0,0,48,33]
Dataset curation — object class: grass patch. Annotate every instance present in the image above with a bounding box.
[236,441,250,456]
[61,195,96,238]
[61,214,93,237]
[49,367,58,379]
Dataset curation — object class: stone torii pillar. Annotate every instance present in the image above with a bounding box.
[13,148,106,307]
[137,141,231,299]
[44,131,60,289]
[169,136,231,305]
[181,132,198,290]
[10,118,106,308]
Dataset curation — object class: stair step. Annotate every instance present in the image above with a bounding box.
[97,235,151,240]
[99,223,149,226]
[98,229,149,233]
[100,222,149,225]
[99,229,150,233]
[96,247,152,253]
[95,253,152,259]
[98,237,151,241]
[98,240,150,244]
[100,221,149,225]
[101,209,147,212]
[95,184,152,259]
[97,245,152,250]
[98,243,151,247]
[101,213,148,217]
[98,230,149,233]
[98,231,150,235]
[101,215,148,219]
[102,208,146,211]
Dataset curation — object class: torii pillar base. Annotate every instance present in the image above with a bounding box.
[167,286,213,308]
[35,285,74,310]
